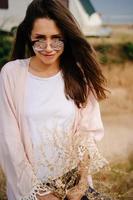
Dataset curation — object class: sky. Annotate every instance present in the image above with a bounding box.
[91,0,133,24]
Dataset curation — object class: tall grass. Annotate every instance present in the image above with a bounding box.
[0,155,133,200]
[0,169,6,200]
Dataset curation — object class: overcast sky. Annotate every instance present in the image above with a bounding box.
[91,0,133,24]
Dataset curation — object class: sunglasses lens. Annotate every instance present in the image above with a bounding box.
[51,40,64,50]
[32,38,64,52]
[33,41,46,51]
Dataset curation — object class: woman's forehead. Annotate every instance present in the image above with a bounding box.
[31,18,62,36]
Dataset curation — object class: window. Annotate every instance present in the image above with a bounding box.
[0,0,8,9]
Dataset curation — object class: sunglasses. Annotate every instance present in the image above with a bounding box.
[31,37,64,52]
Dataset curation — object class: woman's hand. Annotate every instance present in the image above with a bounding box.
[66,184,86,200]
[37,193,60,200]
[66,150,89,200]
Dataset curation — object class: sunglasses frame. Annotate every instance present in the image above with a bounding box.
[31,37,65,52]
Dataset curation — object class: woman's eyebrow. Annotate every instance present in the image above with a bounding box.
[34,33,63,38]
[52,34,63,37]
[32,34,45,39]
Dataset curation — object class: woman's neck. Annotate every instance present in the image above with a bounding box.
[29,56,61,78]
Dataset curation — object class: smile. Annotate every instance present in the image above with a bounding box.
[40,53,56,57]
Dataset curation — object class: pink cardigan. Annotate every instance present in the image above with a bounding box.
[0,58,108,200]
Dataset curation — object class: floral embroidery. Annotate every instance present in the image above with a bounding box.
[78,133,109,174]
[21,130,109,200]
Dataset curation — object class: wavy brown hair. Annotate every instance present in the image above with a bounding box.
[11,0,107,108]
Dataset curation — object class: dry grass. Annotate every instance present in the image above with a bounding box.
[88,25,133,45]
[0,169,6,200]
[94,153,133,200]
[0,156,133,199]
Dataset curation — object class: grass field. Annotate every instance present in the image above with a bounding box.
[0,157,133,199]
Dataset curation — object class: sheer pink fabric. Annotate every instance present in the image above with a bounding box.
[0,58,108,200]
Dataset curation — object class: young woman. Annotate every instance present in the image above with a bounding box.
[0,0,109,200]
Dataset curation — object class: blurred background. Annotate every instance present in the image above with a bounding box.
[0,0,133,199]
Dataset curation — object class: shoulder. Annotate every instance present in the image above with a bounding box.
[1,60,18,77]
[1,58,30,76]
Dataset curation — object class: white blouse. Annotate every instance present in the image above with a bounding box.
[25,70,78,182]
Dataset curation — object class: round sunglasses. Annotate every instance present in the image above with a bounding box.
[31,37,64,52]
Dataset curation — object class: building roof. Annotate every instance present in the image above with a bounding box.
[79,0,95,15]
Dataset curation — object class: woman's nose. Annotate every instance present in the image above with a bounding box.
[45,40,53,52]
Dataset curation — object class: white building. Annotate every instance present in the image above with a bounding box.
[0,0,111,36]
[0,0,32,32]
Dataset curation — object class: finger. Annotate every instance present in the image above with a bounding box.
[50,198,60,200]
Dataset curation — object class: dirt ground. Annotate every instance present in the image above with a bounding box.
[99,113,133,162]
[99,62,133,162]
[90,27,133,163]
[93,60,133,199]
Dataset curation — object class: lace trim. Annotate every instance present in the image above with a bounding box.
[21,181,51,200]
[21,167,80,200]
[20,133,109,199]
[78,134,109,175]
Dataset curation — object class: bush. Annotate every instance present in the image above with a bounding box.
[95,44,112,64]
[95,43,112,54]
[122,42,133,60]
[0,34,13,70]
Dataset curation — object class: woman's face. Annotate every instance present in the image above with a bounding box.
[30,18,64,65]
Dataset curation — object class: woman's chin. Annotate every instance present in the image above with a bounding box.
[40,58,57,65]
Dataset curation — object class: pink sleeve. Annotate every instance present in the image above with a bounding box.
[0,65,51,200]
[78,91,104,141]
[77,92,109,175]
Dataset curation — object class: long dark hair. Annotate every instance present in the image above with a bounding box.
[11,0,107,108]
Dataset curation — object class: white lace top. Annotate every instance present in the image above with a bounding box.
[25,70,78,181]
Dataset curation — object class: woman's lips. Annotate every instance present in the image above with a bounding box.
[41,53,55,57]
